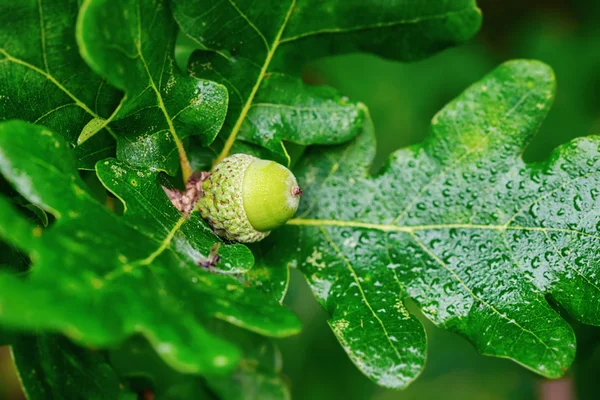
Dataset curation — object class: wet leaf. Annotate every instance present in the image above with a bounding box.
[0,120,301,377]
[77,0,229,178]
[0,0,121,169]
[258,60,600,388]
[174,0,481,164]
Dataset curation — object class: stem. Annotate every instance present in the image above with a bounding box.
[178,144,193,183]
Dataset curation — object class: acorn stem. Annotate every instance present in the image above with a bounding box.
[178,147,193,183]
[163,171,211,215]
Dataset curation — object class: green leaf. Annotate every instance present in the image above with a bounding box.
[77,0,229,178]
[257,60,600,389]
[11,334,123,400]
[245,244,293,305]
[174,0,481,164]
[111,325,291,400]
[0,120,301,376]
[0,0,121,169]
[109,336,215,400]
[95,158,253,276]
[205,323,290,400]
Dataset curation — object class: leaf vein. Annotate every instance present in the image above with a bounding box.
[410,232,557,356]
[319,226,405,362]
[0,49,98,119]
[543,230,600,293]
[287,218,600,241]
[279,7,479,45]
[215,0,297,164]
[226,0,270,51]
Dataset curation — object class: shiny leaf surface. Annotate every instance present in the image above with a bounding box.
[258,60,600,388]
[173,0,481,164]
[0,120,301,378]
[77,0,229,177]
[0,0,121,169]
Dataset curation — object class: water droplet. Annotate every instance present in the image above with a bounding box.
[573,194,584,211]
[529,202,540,219]
[443,283,453,295]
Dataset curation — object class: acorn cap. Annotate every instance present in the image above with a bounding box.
[198,154,301,243]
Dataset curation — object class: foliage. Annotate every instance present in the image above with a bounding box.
[2,0,599,399]
[10,335,124,399]
[173,0,481,165]
[283,10,600,397]
[259,60,600,388]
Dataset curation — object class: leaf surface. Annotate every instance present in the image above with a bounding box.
[11,334,123,400]
[109,336,215,399]
[77,0,229,178]
[0,0,121,169]
[257,60,600,388]
[205,323,291,400]
[0,120,301,376]
[111,326,290,400]
[173,0,481,164]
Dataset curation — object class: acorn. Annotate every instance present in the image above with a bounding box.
[198,154,302,243]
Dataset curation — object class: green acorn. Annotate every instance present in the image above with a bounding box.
[198,154,302,243]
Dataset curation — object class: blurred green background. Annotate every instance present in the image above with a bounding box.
[1,0,599,399]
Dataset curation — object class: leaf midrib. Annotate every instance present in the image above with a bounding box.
[2,0,118,140]
[0,48,112,136]
[133,1,192,181]
[13,148,192,281]
[214,0,297,164]
[278,6,480,45]
[314,218,563,376]
[21,149,189,271]
[286,218,600,239]
[93,166,197,277]
[410,230,560,361]
[290,166,597,373]
[319,226,407,363]
[296,212,600,355]
[296,220,573,371]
